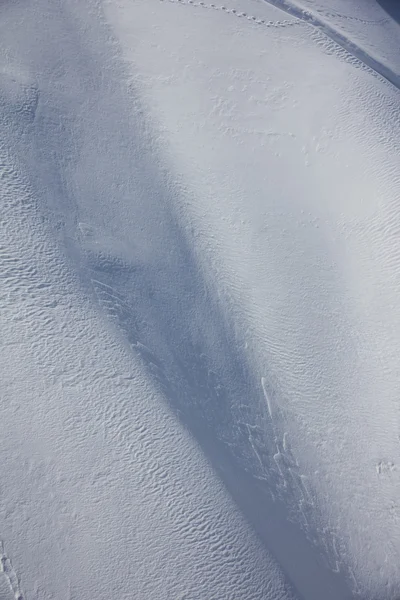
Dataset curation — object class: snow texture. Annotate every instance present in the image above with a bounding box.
[0,0,400,599]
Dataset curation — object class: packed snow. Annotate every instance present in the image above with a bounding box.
[1,0,400,599]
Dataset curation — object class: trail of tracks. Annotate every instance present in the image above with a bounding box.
[160,0,400,91]
[261,0,400,90]
[160,0,302,28]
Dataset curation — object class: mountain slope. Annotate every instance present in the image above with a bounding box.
[1,0,400,598]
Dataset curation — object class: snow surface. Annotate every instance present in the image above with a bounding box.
[1,0,400,599]
[263,0,400,88]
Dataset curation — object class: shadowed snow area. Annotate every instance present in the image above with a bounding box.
[1,0,400,599]
[377,0,400,24]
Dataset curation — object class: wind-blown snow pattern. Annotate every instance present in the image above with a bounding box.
[1,0,400,598]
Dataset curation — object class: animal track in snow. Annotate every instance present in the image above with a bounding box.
[261,0,400,90]
[159,0,302,28]
[312,9,389,25]
[0,542,24,600]
[376,460,396,475]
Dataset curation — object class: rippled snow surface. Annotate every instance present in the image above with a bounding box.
[1,0,400,598]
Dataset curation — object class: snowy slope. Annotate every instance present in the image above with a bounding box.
[262,0,400,87]
[1,0,400,599]
[0,80,298,600]
[0,3,305,600]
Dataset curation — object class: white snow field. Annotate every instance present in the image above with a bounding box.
[1,0,400,599]
[263,0,400,87]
